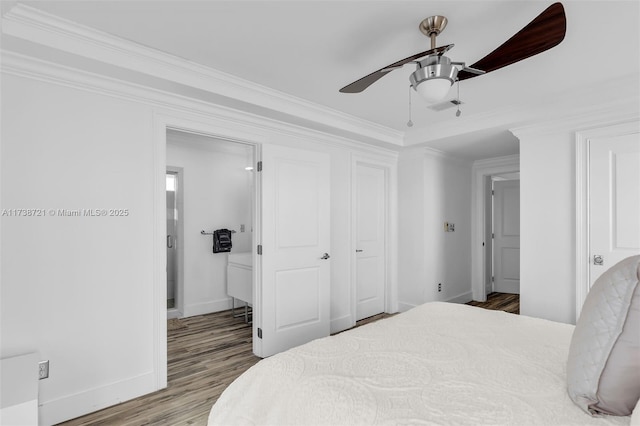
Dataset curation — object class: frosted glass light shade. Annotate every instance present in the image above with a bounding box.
[415,78,452,103]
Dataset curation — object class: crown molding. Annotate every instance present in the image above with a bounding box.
[1,49,399,159]
[472,154,520,170]
[1,4,403,147]
[422,146,473,166]
[510,97,640,139]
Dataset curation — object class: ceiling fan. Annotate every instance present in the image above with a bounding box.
[339,2,566,105]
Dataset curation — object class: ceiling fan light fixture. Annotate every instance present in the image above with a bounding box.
[410,55,459,103]
[414,78,453,104]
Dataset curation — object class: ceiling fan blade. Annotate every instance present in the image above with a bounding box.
[457,2,566,81]
[461,66,485,75]
[340,44,454,93]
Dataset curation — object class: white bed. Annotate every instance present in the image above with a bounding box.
[208,302,631,425]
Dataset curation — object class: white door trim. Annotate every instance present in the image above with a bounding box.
[574,120,640,322]
[350,155,398,327]
[471,154,520,301]
[153,112,264,387]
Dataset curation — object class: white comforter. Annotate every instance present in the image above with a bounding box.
[208,302,630,425]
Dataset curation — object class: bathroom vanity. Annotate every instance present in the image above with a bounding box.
[226,252,252,322]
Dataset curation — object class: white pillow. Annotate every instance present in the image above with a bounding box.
[567,255,640,416]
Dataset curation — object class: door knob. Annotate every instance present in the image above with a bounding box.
[356,249,363,252]
[593,255,604,266]
[320,253,331,260]
[167,235,173,249]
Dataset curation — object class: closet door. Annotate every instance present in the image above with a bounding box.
[589,132,640,285]
[355,163,386,320]
[256,144,330,358]
[493,180,520,294]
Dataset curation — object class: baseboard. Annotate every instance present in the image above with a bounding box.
[183,297,232,318]
[397,301,417,312]
[446,291,473,304]
[330,314,353,335]
[40,371,157,425]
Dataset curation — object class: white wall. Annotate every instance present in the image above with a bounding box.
[0,68,397,423]
[397,148,426,308]
[514,110,639,325]
[1,74,157,424]
[518,130,576,323]
[166,133,253,317]
[398,148,472,309]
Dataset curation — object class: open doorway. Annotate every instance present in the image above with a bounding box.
[471,155,519,302]
[165,127,256,327]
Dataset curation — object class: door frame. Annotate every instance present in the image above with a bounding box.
[166,166,184,319]
[153,112,264,388]
[350,155,398,326]
[574,120,639,322]
[470,154,520,301]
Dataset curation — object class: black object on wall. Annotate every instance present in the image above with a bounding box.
[213,229,233,253]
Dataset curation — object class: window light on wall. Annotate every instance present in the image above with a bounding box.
[166,174,176,191]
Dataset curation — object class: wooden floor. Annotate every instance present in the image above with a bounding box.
[59,296,518,425]
[466,292,520,314]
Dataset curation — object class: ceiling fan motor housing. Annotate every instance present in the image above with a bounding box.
[410,55,459,89]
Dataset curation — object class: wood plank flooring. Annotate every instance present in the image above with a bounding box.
[466,292,520,314]
[59,295,519,425]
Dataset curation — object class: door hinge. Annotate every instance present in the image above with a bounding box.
[257,161,262,172]
[491,276,495,282]
[257,244,262,255]
[492,233,495,239]
[492,190,495,195]
[257,328,262,339]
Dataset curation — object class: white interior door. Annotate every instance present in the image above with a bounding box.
[355,164,386,321]
[493,180,520,294]
[589,132,640,285]
[258,144,330,357]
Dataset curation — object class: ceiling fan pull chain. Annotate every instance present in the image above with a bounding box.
[456,81,462,117]
[407,85,414,127]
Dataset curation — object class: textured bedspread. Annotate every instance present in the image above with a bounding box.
[208,302,630,425]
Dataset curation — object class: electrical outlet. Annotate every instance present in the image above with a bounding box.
[444,222,449,232]
[438,283,442,292]
[38,360,49,380]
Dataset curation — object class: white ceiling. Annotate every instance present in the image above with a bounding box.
[10,0,640,159]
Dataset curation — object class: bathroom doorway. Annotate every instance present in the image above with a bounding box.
[166,129,256,322]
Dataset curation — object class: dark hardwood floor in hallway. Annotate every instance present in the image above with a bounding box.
[466,292,520,314]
